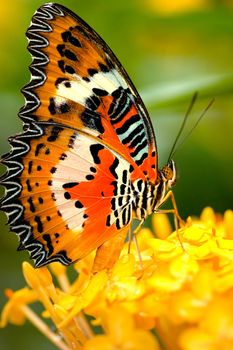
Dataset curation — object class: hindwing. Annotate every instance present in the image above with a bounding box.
[2,126,134,266]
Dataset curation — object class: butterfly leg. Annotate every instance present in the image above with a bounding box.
[156,190,185,227]
[127,225,133,254]
[131,220,145,270]
[155,190,185,249]
[127,223,143,270]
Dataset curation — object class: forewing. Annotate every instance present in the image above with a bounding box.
[21,3,157,180]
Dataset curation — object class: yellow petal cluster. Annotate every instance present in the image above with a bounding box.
[1,207,233,350]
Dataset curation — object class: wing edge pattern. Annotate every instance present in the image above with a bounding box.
[0,3,73,267]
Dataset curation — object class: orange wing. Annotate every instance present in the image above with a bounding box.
[21,3,157,180]
[0,3,158,266]
[2,124,134,266]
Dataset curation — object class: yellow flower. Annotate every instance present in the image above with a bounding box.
[84,306,160,350]
[1,207,233,350]
[0,288,37,327]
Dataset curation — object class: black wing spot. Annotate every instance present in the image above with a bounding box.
[26,179,32,192]
[99,62,109,72]
[60,153,67,160]
[137,179,143,192]
[65,81,71,88]
[75,200,83,208]
[111,197,116,210]
[86,96,100,110]
[61,31,82,47]
[49,99,70,115]
[68,134,76,148]
[58,60,65,73]
[90,144,104,164]
[35,143,45,156]
[86,174,94,181]
[90,167,96,173]
[28,197,35,212]
[60,103,70,114]
[109,158,120,179]
[28,160,33,174]
[112,87,123,99]
[65,65,75,74]
[88,68,98,76]
[57,44,65,56]
[83,76,90,82]
[111,181,118,196]
[129,164,134,173]
[92,88,108,96]
[48,97,56,115]
[55,77,67,86]
[120,184,126,195]
[64,191,71,199]
[50,167,57,174]
[42,234,54,255]
[64,49,77,61]
[35,216,43,233]
[62,30,71,41]
[122,170,128,184]
[47,126,63,142]
[81,110,104,133]
[63,182,79,189]
[116,218,121,230]
[106,214,111,227]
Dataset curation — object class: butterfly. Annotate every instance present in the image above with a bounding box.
[0,3,181,269]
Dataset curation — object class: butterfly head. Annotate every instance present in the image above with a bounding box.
[160,159,176,188]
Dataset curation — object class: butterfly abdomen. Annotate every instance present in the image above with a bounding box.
[131,179,157,220]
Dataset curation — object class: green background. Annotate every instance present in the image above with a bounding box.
[0,0,232,349]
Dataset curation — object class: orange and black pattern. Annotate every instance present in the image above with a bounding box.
[0,3,175,268]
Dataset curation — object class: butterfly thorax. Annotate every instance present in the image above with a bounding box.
[132,159,176,221]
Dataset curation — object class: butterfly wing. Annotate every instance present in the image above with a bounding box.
[0,3,157,266]
[2,125,133,266]
[22,3,158,179]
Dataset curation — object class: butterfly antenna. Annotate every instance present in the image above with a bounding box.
[170,97,215,160]
[167,92,198,163]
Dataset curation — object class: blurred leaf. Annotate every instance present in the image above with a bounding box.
[142,73,233,107]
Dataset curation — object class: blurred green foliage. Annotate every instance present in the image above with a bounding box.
[0,1,232,349]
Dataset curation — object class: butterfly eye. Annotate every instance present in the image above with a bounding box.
[162,160,176,187]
